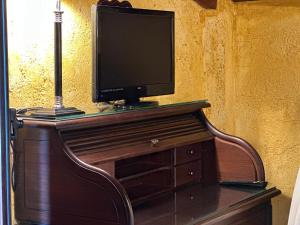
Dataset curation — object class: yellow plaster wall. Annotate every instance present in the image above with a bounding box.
[7,0,206,109]
[7,0,300,224]
[203,1,300,224]
[234,4,300,225]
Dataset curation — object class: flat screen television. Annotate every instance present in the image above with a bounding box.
[92,5,175,105]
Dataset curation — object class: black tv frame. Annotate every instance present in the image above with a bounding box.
[92,5,175,104]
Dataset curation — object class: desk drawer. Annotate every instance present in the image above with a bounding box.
[175,161,202,187]
[175,143,202,165]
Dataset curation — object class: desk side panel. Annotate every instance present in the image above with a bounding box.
[200,111,265,182]
[14,126,133,225]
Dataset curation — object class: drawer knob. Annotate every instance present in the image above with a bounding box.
[189,171,194,176]
[150,139,159,147]
[188,149,195,155]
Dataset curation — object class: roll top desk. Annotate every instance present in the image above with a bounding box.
[13,101,280,225]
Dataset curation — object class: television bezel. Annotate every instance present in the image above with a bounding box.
[92,5,175,103]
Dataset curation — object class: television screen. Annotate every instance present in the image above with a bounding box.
[92,6,175,103]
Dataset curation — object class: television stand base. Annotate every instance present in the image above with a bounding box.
[114,100,159,110]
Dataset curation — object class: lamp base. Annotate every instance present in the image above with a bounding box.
[28,107,85,119]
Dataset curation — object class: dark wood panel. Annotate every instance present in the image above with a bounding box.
[21,101,210,130]
[14,101,280,225]
[175,143,203,165]
[121,168,173,205]
[215,137,257,181]
[62,113,206,154]
[115,150,172,179]
[134,184,280,225]
[202,111,265,182]
[76,132,213,165]
[134,193,175,225]
[194,0,217,9]
[201,140,218,185]
[98,0,133,8]
[175,161,202,187]
[198,203,270,225]
[14,127,133,225]
[92,161,115,177]
[63,114,199,141]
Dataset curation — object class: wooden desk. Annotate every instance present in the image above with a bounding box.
[134,184,279,225]
[13,101,280,225]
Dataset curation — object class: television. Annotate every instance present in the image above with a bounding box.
[92,5,175,105]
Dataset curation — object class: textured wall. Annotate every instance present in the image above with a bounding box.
[233,4,300,225]
[7,0,206,109]
[8,0,98,108]
[7,0,300,224]
[203,1,300,224]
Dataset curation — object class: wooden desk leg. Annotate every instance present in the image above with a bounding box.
[266,201,273,225]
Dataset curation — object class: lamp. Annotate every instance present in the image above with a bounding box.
[54,0,64,110]
[28,0,84,118]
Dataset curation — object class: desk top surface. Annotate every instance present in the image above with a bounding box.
[133,184,280,225]
[17,100,210,122]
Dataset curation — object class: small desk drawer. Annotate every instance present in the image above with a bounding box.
[175,161,202,187]
[175,143,202,165]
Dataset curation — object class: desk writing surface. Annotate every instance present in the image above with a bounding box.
[133,184,277,225]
